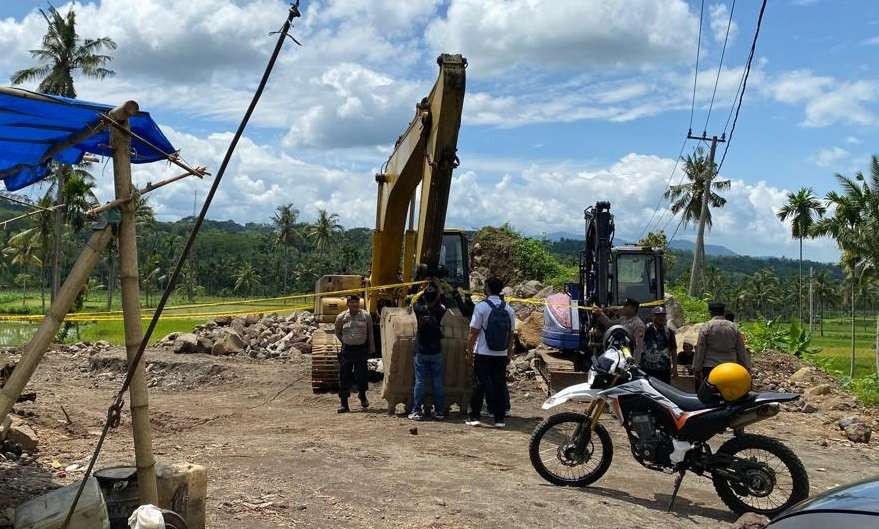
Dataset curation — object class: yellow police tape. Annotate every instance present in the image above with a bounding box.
[0,280,664,324]
[0,280,426,324]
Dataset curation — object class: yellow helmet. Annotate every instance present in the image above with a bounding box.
[707,363,752,401]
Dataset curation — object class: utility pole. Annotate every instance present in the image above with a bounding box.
[687,132,726,297]
[809,266,814,336]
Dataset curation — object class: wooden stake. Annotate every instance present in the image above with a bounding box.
[0,226,113,422]
[110,102,159,505]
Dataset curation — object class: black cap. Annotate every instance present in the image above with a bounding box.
[652,306,667,315]
[708,301,725,315]
[623,298,640,309]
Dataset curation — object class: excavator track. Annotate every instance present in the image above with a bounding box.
[311,325,341,393]
[534,349,589,394]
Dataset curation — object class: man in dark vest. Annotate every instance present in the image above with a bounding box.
[409,282,448,421]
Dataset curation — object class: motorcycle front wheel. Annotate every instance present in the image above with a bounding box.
[712,434,809,517]
[529,411,613,487]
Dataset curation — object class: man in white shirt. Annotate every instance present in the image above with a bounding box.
[466,277,516,428]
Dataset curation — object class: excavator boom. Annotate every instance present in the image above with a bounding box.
[371,54,466,301]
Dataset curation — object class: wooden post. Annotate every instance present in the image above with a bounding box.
[0,226,113,423]
[110,101,159,505]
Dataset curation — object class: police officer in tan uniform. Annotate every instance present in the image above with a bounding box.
[334,294,375,413]
[694,302,751,389]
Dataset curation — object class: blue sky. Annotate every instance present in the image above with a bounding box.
[1,0,878,262]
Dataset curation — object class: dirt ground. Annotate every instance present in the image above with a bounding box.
[3,347,879,529]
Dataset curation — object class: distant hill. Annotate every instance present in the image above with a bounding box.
[545,231,738,257]
[668,239,738,257]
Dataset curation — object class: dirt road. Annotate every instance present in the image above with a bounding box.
[2,348,878,528]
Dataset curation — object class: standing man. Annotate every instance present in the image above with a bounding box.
[409,283,447,421]
[642,307,677,383]
[595,298,646,363]
[694,302,751,389]
[334,294,374,413]
[466,277,516,428]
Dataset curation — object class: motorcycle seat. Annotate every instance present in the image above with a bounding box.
[648,378,720,412]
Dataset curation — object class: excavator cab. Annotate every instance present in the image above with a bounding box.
[439,230,470,289]
[538,202,665,391]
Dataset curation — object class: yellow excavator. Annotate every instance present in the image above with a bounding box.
[311,54,472,412]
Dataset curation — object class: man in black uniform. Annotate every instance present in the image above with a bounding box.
[642,306,677,384]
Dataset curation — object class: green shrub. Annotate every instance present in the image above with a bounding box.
[846,375,879,407]
[669,287,709,324]
[513,238,562,283]
[742,317,787,353]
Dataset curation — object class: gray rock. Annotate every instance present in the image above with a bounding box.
[789,367,813,384]
[196,336,214,355]
[663,294,685,330]
[211,329,246,356]
[730,512,770,529]
[6,416,38,453]
[513,280,544,298]
[244,314,260,326]
[173,333,199,354]
[839,417,872,443]
[804,383,832,399]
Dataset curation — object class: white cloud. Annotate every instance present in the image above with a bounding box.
[425,0,698,75]
[812,146,850,168]
[845,136,861,144]
[863,35,879,46]
[709,4,739,45]
[765,70,879,127]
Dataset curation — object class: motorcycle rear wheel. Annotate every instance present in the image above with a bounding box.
[712,433,809,517]
[529,412,613,487]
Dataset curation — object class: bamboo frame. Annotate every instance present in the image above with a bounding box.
[109,103,159,504]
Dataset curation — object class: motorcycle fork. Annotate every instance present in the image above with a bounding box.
[574,400,605,452]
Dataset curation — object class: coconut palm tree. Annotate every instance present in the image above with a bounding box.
[11,5,116,302]
[233,262,262,298]
[306,209,343,251]
[664,147,731,229]
[776,187,826,321]
[272,203,299,293]
[10,6,116,97]
[3,229,42,306]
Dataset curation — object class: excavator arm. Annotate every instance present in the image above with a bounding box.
[369,54,466,310]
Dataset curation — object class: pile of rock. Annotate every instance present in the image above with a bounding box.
[157,312,318,360]
[752,351,877,444]
[57,340,113,356]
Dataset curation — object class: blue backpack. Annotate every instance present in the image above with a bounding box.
[483,299,512,351]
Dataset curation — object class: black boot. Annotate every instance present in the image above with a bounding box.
[337,398,350,413]
[359,392,369,409]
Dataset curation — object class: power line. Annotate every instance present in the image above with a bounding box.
[703,0,736,132]
[688,0,706,134]
[639,136,688,239]
[717,0,768,172]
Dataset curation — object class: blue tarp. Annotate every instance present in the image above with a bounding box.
[0,88,176,191]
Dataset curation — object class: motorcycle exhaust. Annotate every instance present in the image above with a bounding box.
[729,403,780,429]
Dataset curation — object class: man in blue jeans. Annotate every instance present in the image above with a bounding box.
[409,283,447,421]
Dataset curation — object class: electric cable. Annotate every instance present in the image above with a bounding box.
[60,3,302,526]
[717,0,768,172]
[703,0,736,132]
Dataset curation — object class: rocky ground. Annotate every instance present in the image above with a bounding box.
[1,338,878,528]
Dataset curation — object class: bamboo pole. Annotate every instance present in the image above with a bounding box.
[0,226,113,423]
[109,102,159,505]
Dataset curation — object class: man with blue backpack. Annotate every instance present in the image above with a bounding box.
[466,276,516,428]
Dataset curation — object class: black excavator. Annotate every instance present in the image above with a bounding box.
[536,201,666,391]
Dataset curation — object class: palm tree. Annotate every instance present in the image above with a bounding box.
[747,268,781,318]
[10,6,116,97]
[11,5,116,302]
[3,229,42,306]
[664,147,731,229]
[776,187,826,321]
[272,203,299,293]
[306,209,343,251]
[812,269,839,336]
[701,264,727,301]
[813,158,879,376]
[31,195,54,311]
[60,169,98,232]
[233,262,262,298]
